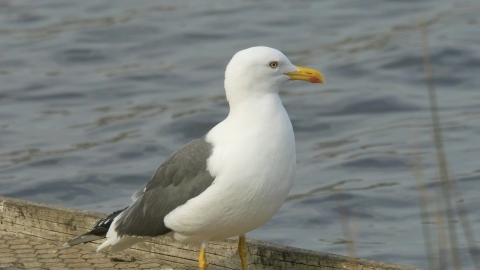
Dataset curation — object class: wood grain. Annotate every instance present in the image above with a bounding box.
[0,196,420,270]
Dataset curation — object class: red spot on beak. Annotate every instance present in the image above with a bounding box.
[309,77,321,83]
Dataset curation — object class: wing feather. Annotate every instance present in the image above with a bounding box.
[113,137,214,237]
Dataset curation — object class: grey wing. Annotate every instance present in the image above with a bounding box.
[130,187,145,202]
[113,137,214,238]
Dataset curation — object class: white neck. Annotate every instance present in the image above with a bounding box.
[226,92,284,125]
[207,91,294,154]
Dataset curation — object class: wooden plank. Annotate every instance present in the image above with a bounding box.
[0,196,420,270]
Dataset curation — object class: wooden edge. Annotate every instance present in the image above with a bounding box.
[0,196,420,270]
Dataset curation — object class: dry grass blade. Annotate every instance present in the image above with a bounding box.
[411,126,436,270]
[334,192,357,259]
[420,18,461,270]
[420,17,480,270]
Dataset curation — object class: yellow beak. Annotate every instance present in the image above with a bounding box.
[285,66,325,84]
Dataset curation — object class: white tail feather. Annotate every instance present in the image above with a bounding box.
[96,211,148,253]
[97,235,146,253]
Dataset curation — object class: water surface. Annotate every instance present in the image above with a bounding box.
[1,0,480,268]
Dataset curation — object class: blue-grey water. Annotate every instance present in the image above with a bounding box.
[1,0,480,269]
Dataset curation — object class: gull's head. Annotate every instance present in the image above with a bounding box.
[224,46,324,101]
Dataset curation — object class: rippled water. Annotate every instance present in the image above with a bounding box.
[1,0,480,268]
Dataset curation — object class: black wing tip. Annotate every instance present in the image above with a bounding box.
[64,208,127,248]
[93,207,127,229]
[63,227,109,247]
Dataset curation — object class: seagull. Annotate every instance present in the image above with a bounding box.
[64,46,325,270]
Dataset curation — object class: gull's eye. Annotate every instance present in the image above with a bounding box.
[269,61,278,69]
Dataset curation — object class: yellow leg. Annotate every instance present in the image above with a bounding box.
[199,244,209,270]
[238,234,248,270]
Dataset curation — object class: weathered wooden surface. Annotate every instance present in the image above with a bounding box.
[0,196,420,270]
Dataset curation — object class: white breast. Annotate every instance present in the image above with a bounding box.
[164,93,296,243]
